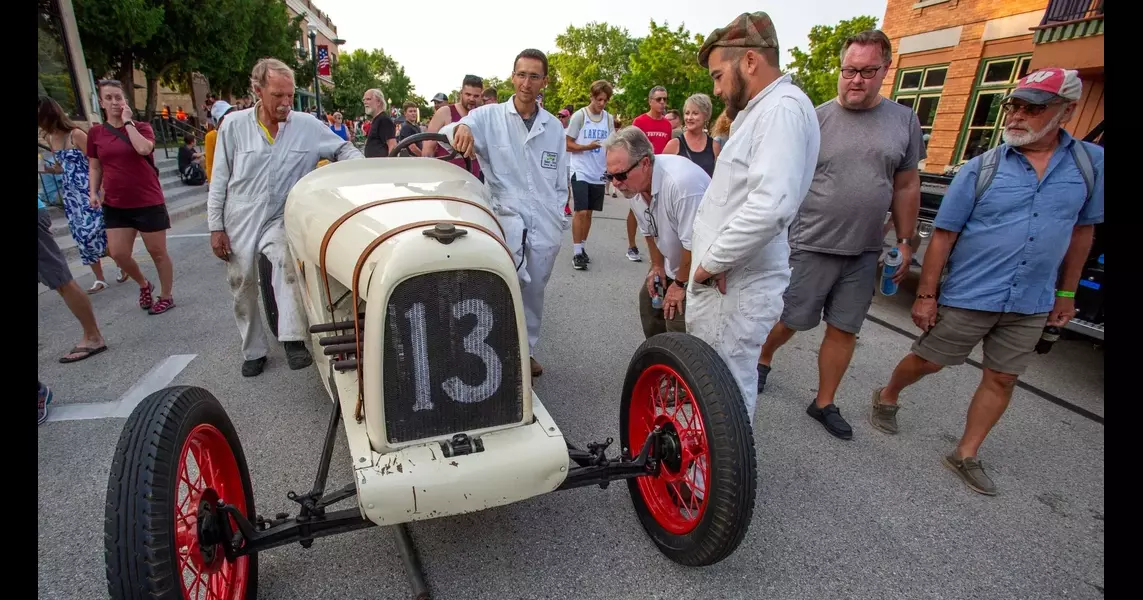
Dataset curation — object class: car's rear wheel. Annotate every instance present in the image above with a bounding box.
[619,332,757,566]
[258,254,279,338]
[105,386,258,600]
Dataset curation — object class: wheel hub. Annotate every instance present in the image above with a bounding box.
[194,488,225,573]
[657,422,683,474]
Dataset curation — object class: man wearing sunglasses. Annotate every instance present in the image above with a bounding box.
[868,67,1102,496]
[442,49,569,379]
[602,127,709,338]
[756,30,925,440]
[690,12,821,423]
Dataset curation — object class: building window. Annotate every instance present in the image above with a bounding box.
[893,64,947,149]
[38,0,84,120]
[957,55,1033,162]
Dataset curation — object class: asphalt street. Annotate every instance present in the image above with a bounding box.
[37,197,1104,600]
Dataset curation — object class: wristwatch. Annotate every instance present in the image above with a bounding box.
[896,237,911,245]
[674,280,688,292]
[123,120,135,127]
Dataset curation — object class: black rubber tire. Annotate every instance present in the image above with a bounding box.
[618,332,757,566]
[258,253,279,338]
[104,385,258,600]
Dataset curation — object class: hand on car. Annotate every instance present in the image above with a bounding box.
[211,231,232,262]
[893,242,913,284]
[912,296,938,331]
[452,124,475,158]
[1048,296,1077,327]
[663,283,685,320]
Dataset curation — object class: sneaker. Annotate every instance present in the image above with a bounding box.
[572,253,588,270]
[626,247,642,262]
[582,249,591,264]
[242,356,267,377]
[806,401,853,440]
[942,454,998,496]
[38,384,52,425]
[869,387,900,434]
[284,341,313,370]
[148,296,175,315]
[756,363,771,393]
[138,281,154,310]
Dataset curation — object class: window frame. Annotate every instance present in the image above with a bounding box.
[891,63,948,150]
[953,54,1034,163]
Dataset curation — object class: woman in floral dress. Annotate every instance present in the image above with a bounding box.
[38,96,115,292]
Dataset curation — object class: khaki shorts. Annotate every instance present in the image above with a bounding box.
[912,306,1049,375]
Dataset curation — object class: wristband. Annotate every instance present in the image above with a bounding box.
[1055,290,1075,298]
[916,293,936,299]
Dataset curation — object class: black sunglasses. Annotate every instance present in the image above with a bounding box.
[604,158,643,182]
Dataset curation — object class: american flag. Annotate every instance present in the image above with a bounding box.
[317,45,331,77]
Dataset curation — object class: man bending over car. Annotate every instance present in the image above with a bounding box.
[442,48,569,379]
[208,58,363,377]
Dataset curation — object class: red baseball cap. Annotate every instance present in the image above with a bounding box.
[1006,68,1083,104]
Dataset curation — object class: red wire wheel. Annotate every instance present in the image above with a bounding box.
[105,386,259,600]
[619,333,757,566]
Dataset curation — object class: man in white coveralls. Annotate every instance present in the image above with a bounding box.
[685,12,821,421]
[442,48,569,379]
[208,58,364,377]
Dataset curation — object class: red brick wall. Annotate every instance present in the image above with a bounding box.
[879,0,1048,171]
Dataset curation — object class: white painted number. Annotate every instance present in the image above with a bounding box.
[403,299,503,411]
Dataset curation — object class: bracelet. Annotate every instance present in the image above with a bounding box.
[916,293,936,299]
[1055,290,1076,298]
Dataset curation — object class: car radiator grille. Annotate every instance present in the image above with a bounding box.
[382,270,524,444]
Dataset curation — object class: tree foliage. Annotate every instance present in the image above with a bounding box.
[326,48,415,119]
[612,21,721,122]
[785,15,879,106]
[545,22,637,111]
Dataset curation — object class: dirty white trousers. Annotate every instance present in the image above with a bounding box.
[226,219,308,361]
[684,266,790,422]
[494,203,566,356]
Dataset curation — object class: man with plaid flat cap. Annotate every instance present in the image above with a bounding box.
[870,67,1103,496]
[684,11,820,423]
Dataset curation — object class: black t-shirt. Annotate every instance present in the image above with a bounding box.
[364,114,396,158]
[399,121,420,140]
[177,145,195,172]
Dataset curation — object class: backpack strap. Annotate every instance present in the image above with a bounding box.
[1070,141,1095,203]
[974,145,1004,201]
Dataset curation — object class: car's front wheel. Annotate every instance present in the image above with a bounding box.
[619,332,757,566]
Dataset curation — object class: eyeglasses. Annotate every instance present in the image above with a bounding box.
[1000,101,1060,116]
[651,96,667,103]
[514,71,544,82]
[604,159,643,182]
[643,207,658,238]
[840,65,885,79]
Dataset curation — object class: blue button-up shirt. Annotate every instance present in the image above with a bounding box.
[933,130,1104,315]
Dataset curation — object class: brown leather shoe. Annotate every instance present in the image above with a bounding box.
[530,356,543,377]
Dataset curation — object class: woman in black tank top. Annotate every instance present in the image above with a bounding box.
[663,93,721,177]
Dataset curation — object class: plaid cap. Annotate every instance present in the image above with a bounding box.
[431,93,448,103]
[699,12,779,68]
[1006,68,1083,104]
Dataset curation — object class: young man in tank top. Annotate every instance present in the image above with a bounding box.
[421,75,485,176]
[565,80,615,270]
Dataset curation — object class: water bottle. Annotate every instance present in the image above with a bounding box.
[880,249,901,296]
[651,275,664,309]
[1035,326,1061,354]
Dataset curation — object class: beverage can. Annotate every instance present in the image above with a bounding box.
[880,249,901,296]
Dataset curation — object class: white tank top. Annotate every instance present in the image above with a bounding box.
[570,108,612,184]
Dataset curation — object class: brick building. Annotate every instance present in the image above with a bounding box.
[879,0,1105,173]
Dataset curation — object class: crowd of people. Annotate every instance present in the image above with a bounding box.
[38,12,1104,499]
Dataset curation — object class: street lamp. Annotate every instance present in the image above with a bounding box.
[308,24,321,115]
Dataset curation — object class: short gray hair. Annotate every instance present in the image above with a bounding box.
[603,126,655,166]
[365,88,387,112]
[648,85,667,99]
[684,93,713,121]
[250,58,295,93]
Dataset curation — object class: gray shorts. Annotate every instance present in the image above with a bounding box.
[912,306,1049,375]
[780,249,879,334]
[37,208,72,290]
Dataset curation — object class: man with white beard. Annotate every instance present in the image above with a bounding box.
[869,68,1103,496]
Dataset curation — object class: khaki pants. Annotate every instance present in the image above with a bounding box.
[638,277,686,339]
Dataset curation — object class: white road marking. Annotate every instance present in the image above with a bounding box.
[47,354,198,422]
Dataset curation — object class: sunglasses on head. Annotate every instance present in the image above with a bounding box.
[604,158,643,182]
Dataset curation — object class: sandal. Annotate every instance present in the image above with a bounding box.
[59,345,108,363]
[116,269,129,283]
[87,280,108,294]
[138,282,154,310]
[148,296,175,315]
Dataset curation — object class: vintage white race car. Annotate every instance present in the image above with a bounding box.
[103,133,758,600]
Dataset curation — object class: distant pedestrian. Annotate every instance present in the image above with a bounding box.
[870,68,1103,496]
[87,79,176,315]
[711,109,731,147]
[38,95,111,292]
[663,93,721,177]
[329,111,350,140]
[421,75,485,179]
[665,109,683,137]
[565,80,616,270]
[483,87,499,105]
[362,88,397,157]
[431,92,449,113]
[397,102,423,156]
[204,100,236,182]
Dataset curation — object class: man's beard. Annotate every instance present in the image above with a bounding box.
[619,187,638,199]
[1002,109,1065,147]
[723,67,750,121]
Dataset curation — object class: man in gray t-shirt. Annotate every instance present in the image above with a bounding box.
[757,30,924,440]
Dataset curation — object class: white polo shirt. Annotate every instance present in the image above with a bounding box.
[629,154,711,280]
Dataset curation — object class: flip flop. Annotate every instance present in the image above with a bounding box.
[59,345,108,363]
[116,269,129,283]
[88,280,108,294]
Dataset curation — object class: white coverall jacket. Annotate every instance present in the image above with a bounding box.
[440,97,570,355]
[686,74,821,421]
[207,106,363,361]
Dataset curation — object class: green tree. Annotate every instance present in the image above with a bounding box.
[785,15,879,106]
[326,48,415,119]
[546,22,637,111]
[480,76,515,104]
[614,20,721,123]
[72,0,164,110]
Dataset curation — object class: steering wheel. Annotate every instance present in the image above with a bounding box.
[389,132,474,175]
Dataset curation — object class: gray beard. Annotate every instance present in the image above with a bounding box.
[1002,110,1065,147]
